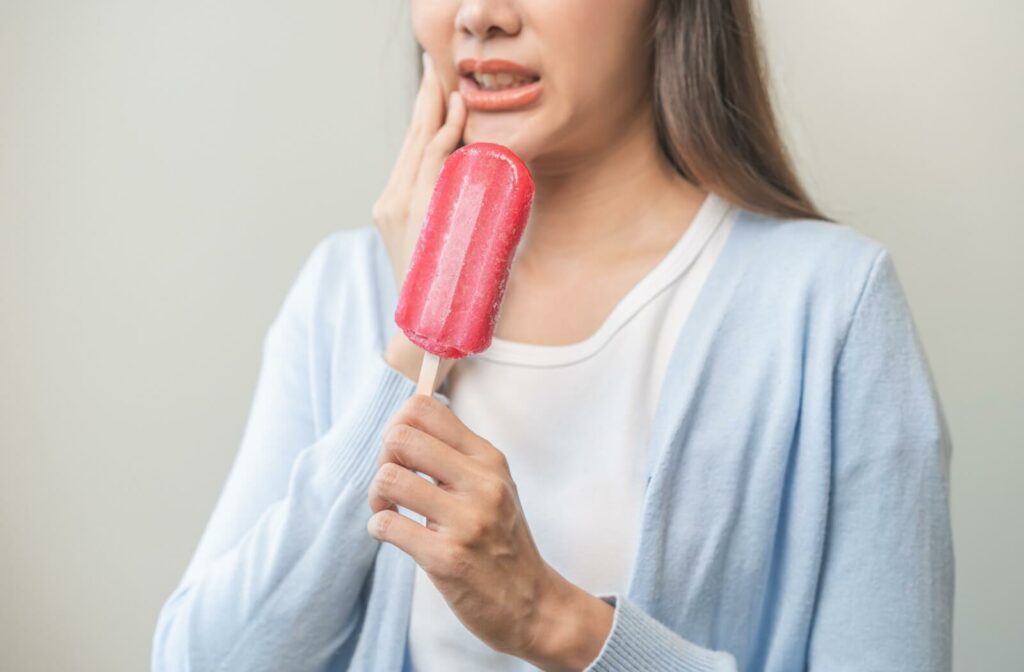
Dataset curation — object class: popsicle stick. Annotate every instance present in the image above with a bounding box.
[416,351,441,397]
[414,352,442,491]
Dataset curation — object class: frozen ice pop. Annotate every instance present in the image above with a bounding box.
[395,142,535,366]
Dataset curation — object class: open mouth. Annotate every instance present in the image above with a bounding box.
[465,71,541,91]
[456,58,543,111]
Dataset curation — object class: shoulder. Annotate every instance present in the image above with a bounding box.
[722,208,946,437]
[303,225,386,286]
[300,224,391,302]
[732,208,888,290]
[280,225,393,354]
[726,207,904,351]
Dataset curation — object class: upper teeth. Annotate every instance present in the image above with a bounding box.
[473,72,534,90]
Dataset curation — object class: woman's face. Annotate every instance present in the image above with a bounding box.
[411,0,656,166]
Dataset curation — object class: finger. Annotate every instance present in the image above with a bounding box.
[366,509,438,566]
[368,462,458,525]
[407,92,467,221]
[415,52,448,138]
[383,52,446,198]
[378,421,477,486]
[377,62,435,214]
[414,92,466,198]
[389,394,484,457]
[422,92,467,167]
[400,53,442,161]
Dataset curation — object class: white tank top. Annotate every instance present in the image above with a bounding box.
[406,191,737,671]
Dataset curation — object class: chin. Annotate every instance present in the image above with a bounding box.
[463,114,540,163]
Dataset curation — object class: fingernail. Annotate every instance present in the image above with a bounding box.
[422,51,432,72]
[449,92,459,109]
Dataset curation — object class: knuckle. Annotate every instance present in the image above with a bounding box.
[491,447,510,473]
[384,422,415,448]
[479,477,502,504]
[482,477,511,508]
[425,138,450,161]
[464,513,488,542]
[371,511,393,538]
[405,393,437,421]
[425,131,447,150]
[409,119,431,142]
[438,544,470,578]
[440,111,460,131]
[376,462,403,490]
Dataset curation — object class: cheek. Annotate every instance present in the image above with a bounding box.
[532,1,648,121]
[410,2,459,90]
[410,2,444,47]
[409,0,452,36]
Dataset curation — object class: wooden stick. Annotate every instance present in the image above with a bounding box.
[416,351,441,397]
[415,352,442,491]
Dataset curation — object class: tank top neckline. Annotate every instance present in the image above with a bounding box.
[474,190,734,368]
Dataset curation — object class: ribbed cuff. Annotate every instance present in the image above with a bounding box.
[317,354,454,495]
[584,594,735,672]
[324,355,418,493]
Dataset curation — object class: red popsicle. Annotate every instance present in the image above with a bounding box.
[394,142,534,392]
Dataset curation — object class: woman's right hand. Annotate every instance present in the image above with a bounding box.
[375,52,466,391]
[373,52,467,293]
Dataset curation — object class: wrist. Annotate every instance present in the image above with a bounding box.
[384,332,422,384]
[525,569,614,672]
[384,332,455,395]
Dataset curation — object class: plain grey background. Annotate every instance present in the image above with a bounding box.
[1,1,1020,670]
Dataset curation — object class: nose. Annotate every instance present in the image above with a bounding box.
[455,0,522,40]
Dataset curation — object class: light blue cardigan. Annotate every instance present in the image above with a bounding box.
[152,206,955,671]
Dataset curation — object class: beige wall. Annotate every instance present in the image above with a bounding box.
[1,1,1019,670]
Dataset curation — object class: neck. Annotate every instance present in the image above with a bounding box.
[519,109,707,268]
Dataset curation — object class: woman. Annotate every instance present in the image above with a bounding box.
[153,1,954,670]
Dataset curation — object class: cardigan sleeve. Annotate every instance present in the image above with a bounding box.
[806,248,955,670]
[583,594,738,671]
[151,235,418,672]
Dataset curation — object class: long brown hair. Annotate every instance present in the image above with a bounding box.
[415,0,832,223]
[651,0,832,222]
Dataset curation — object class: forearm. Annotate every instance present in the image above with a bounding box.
[153,360,415,671]
[155,486,377,670]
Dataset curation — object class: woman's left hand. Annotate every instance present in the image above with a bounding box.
[367,393,613,671]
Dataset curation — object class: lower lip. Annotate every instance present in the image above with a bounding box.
[458,76,543,112]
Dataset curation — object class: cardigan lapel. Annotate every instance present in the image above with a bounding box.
[625,207,756,602]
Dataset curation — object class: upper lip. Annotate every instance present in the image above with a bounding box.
[457,58,540,79]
